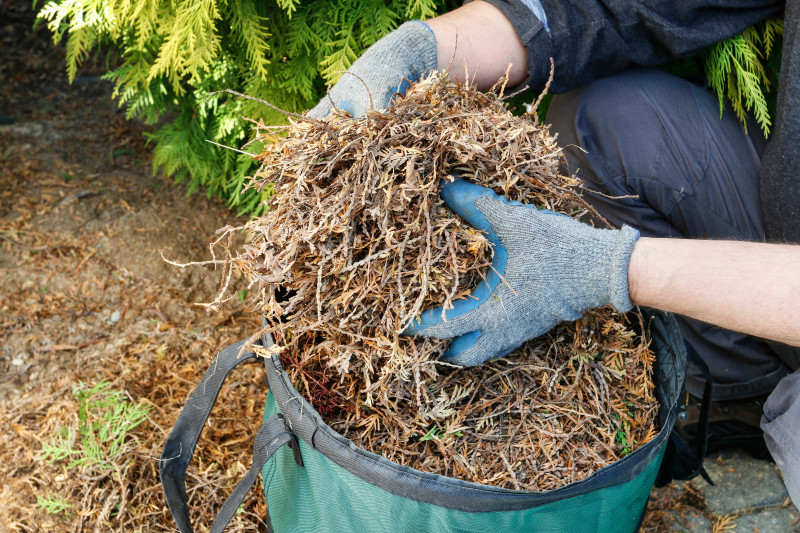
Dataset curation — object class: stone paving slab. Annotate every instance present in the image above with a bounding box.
[691,450,790,515]
[735,508,800,533]
[654,449,800,532]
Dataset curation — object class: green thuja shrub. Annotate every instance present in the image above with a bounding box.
[37,0,447,213]
[703,16,783,136]
[662,16,783,136]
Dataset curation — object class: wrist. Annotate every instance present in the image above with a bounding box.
[627,237,650,307]
[606,225,639,312]
[415,20,436,37]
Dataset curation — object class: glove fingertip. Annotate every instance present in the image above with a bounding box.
[402,305,448,335]
[440,179,499,233]
[441,330,482,366]
[337,99,365,119]
[442,333,521,367]
[387,79,414,102]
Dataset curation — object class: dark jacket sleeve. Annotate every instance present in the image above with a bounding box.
[484,0,783,93]
[759,0,800,243]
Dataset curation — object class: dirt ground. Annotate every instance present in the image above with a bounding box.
[0,2,744,532]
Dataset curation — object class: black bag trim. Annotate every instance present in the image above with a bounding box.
[261,309,687,513]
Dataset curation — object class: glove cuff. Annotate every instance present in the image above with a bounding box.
[607,225,640,313]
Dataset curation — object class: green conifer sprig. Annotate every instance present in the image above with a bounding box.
[703,16,783,136]
[37,0,444,214]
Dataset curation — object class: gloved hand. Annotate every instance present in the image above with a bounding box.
[403,178,640,366]
[307,21,438,118]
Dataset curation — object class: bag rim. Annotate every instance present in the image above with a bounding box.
[263,308,686,512]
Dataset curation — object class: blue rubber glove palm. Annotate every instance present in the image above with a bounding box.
[404,179,640,366]
[308,21,438,118]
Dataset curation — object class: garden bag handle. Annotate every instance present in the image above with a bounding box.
[160,340,296,533]
[655,342,714,486]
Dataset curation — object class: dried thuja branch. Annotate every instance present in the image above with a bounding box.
[239,72,596,396]
[339,309,658,491]
[221,72,656,490]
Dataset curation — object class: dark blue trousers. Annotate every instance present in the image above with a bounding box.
[547,68,799,401]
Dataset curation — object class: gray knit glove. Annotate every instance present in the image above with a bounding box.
[308,21,438,118]
[404,178,640,366]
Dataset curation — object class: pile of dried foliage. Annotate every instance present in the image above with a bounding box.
[216,72,658,490]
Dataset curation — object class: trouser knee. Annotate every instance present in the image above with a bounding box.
[547,67,765,241]
[546,67,792,400]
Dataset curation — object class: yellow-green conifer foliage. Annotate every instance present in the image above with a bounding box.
[704,16,783,136]
[37,0,445,212]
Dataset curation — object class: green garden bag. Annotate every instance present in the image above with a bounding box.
[161,309,687,533]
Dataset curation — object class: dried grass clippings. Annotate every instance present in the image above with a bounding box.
[216,72,658,491]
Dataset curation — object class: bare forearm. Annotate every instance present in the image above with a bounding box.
[628,238,800,347]
[426,1,528,88]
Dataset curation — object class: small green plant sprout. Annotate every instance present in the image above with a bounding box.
[615,427,637,456]
[40,382,151,472]
[614,405,637,456]
[420,425,464,442]
[36,494,72,515]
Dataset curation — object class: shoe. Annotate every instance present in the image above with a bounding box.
[674,394,771,459]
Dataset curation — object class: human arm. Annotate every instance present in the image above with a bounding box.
[307,2,529,117]
[425,1,528,88]
[629,238,800,347]
[484,0,783,92]
[405,180,800,366]
[309,0,782,116]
